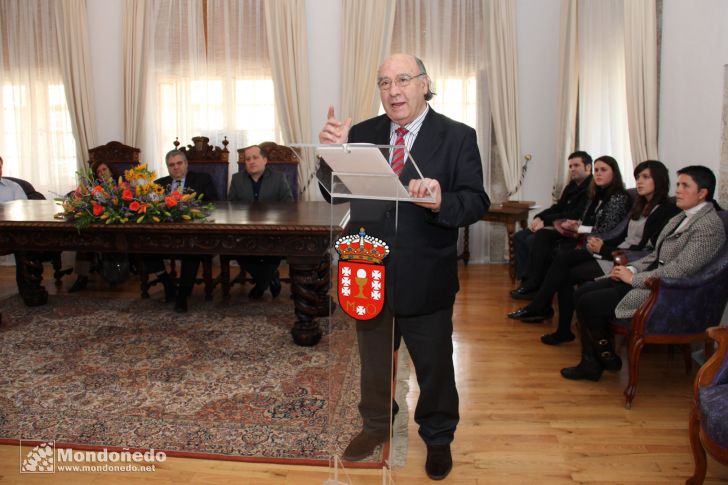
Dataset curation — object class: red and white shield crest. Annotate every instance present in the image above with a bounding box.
[334,227,390,320]
[338,261,385,320]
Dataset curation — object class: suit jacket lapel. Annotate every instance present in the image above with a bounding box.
[409,109,443,176]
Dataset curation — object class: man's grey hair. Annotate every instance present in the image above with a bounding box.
[415,57,436,101]
[165,149,187,164]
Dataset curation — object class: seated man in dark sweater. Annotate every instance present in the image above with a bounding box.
[228,144,294,298]
[145,149,218,312]
[511,150,592,296]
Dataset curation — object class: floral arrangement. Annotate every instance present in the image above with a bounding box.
[61,164,215,229]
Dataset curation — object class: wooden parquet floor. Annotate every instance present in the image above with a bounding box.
[0,260,726,484]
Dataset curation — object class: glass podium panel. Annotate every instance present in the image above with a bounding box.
[309,143,433,484]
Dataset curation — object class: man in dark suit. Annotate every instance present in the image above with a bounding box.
[511,151,592,290]
[319,53,489,480]
[228,144,293,298]
[146,149,219,312]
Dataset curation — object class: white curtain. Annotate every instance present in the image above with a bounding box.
[0,0,87,197]
[123,0,152,148]
[553,0,579,199]
[484,0,522,197]
[578,0,633,183]
[390,0,492,262]
[264,0,314,200]
[137,0,277,179]
[55,0,97,170]
[623,0,659,165]
[340,0,396,122]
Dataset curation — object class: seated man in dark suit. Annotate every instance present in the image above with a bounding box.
[511,151,592,297]
[228,144,294,298]
[145,149,218,312]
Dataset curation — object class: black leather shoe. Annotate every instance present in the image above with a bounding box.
[68,275,88,293]
[269,271,282,298]
[510,286,537,300]
[507,307,554,323]
[425,443,452,480]
[541,332,576,345]
[560,356,603,381]
[342,431,387,461]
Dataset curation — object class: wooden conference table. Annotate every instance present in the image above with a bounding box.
[0,200,349,346]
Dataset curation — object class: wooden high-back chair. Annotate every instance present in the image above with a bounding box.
[88,141,141,177]
[175,136,230,200]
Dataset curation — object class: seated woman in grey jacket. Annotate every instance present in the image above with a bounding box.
[561,165,725,381]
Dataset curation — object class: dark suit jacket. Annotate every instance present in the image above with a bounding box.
[156,171,219,202]
[344,108,490,316]
[228,167,293,203]
[535,175,592,225]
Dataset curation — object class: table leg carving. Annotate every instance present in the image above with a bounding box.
[289,261,324,346]
[16,252,48,306]
[314,254,335,317]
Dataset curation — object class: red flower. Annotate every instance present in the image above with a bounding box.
[165,196,178,208]
[122,189,134,201]
[171,191,182,201]
[92,185,104,194]
[129,201,141,212]
[92,203,104,216]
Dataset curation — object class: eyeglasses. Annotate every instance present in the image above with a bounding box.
[377,73,426,91]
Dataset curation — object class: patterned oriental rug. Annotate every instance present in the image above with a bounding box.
[0,293,399,467]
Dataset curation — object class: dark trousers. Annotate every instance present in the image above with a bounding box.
[236,256,281,289]
[527,249,603,336]
[523,229,577,289]
[513,229,535,281]
[574,278,632,343]
[144,255,201,292]
[357,305,458,446]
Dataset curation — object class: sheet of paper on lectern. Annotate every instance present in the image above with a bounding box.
[315,144,434,202]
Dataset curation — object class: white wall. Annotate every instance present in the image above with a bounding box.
[516,0,561,209]
[659,0,728,182]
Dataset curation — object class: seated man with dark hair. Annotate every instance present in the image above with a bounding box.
[145,149,219,312]
[228,144,294,298]
[511,151,592,292]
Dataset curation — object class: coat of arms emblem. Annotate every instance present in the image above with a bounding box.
[334,227,390,320]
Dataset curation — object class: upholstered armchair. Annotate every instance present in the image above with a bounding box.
[687,326,728,484]
[611,211,728,408]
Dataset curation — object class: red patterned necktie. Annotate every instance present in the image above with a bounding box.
[391,127,408,175]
